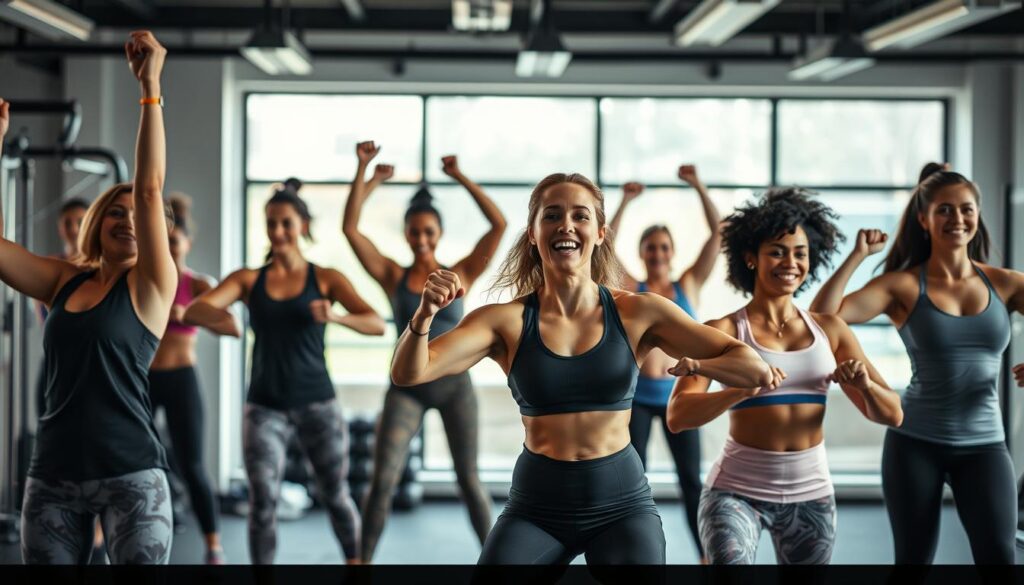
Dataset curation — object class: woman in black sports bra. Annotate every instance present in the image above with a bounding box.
[3,32,178,564]
[184,187,386,564]
[391,172,772,568]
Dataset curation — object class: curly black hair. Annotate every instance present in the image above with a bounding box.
[721,187,844,296]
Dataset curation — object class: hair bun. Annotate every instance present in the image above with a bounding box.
[917,162,947,184]
[410,185,434,207]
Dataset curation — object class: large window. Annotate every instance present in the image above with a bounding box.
[244,93,945,478]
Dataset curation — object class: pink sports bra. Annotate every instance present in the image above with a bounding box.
[166,271,198,336]
[730,306,835,410]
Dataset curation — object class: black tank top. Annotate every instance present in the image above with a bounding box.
[247,263,335,409]
[29,270,168,481]
[390,266,464,340]
[507,285,639,416]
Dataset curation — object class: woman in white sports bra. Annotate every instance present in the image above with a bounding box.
[667,188,903,565]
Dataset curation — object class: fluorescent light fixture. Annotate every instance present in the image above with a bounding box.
[863,0,1021,51]
[789,36,876,82]
[515,26,571,78]
[240,29,313,76]
[0,0,94,41]
[453,0,513,31]
[674,0,780,46]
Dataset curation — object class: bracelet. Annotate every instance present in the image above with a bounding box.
[407,320,429,337]
[140,96,164,107]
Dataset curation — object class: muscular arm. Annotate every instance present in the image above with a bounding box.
[679,176,721,295]
[640,294,771,388]
[391,304,503,386]
[183,269,247,337]
[341,146,402,292]
[819,313,903,427]
[666,317,764,432]
[322,268,387,336]
[450,168,507,290]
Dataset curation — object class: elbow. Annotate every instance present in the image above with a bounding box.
[369,315,387,336]
[884,407,904,428]
[665,412,689,434]
[389,369,416,388]
[750,361,774,388]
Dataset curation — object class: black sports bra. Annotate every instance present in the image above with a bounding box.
[507,285,639,416]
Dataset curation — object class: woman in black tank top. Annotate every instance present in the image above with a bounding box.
[342,142,507,561]
[2,33,179,565]
[184,187,385,564]
[390,173,771,568]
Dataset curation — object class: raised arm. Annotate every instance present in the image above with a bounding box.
[0,98,77,303]
[666,316,783,432]
[341,141,402,293]
[640,294,772,389]
[446,156,507,290]
[607,182,643,290]
[809,229,890,323]
[820,313,903,427]
[678,165,721,294]
[309,268,387,336]
[183,269,248,337]
[391,270,500,386]
[125,31,177,334]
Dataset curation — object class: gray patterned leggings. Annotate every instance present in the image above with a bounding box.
[21,468,172,565]
[698,488,836,565]
[243,399,360,564]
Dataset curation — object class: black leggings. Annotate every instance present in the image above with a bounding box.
[882,430,1017,564]
[629,401,703,558]
[478,444,665,565]
[149,367,219,536]
[361,373,492,562]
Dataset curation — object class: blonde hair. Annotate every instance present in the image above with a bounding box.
[490,173,623,299]
[73,182,173,267]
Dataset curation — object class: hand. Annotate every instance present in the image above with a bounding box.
[169,304,187,323]
[0,98,9,139]
[356,141,381,164]
[678,164,700,186]
[418,270,465,317]
[124,31,166,89]
[309,299,336,324]
[667,357,701,378]
[746,366,786,396]
[828,359,871,392]
[622,182,644,203]
[440,155,461,178]
[1013,363,1024,388]
[373,164,394,182]
[854,229,888,257]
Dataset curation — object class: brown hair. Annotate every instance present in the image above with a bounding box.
[489,173,622,299]
[638,225,674,253]
[169,192,193,237]
[74,182,174,267]
[883,171,990,273]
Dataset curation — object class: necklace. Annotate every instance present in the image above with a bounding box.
[766,310,799,338]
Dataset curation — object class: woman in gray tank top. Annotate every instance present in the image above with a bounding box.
[811,166,1024,564]
[342,141,507,562]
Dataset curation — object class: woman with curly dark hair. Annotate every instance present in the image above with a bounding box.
[667,188,902,565]
[810,166,1024,565]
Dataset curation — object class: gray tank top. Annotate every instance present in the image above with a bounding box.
[894,264,1010,446]
[390,267,464,341]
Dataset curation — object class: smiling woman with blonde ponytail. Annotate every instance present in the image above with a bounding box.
[390,171,771,567]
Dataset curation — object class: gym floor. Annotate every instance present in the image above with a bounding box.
[0,499,992,565]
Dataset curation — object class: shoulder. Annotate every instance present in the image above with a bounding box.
[806,311,849,344]
[314,265,348,285]
[975,263,1019,287]
[461,298,527,329]
[226,267,260,287]
[703,314,738,337]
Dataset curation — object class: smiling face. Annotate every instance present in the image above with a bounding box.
[639,229,674,279]
[404,211,442,261]
[748,225,810,298]
[265,201,308,256]
[918,183,979,252]
[529,182,606,275]
[97,192,138,263]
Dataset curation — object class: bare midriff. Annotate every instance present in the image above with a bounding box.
[523,410,632,460]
